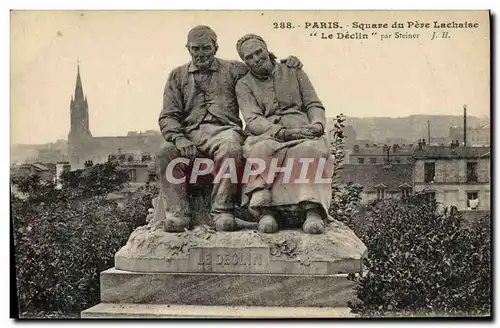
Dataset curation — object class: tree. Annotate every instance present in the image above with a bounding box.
[59,162,129,200]
[347,194,491,317]
[12,162,152,317]
[328,113,364,223]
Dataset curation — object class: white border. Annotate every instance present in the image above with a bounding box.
[3,1,498,327]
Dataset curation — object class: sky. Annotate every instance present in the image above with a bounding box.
[10,10,490,145]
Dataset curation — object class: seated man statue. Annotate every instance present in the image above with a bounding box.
[235,34,334,235]
[155,26,302,233]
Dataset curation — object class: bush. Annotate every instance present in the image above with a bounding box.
[347,194,491,317]
[12,163,154,317]
[329,182,363,224]
[328,113,365,224]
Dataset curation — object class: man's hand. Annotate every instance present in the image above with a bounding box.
[284,127,315,141]
[174,136,197,158]
[280,56,303,69]
[305,123,324,137]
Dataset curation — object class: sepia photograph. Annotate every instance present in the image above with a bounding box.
[10,9,491,319]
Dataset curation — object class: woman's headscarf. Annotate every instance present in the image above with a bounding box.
[236,34,268,60]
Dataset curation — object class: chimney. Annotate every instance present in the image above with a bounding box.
[427,120,431,145]
[383,145,390,163]
[55,162,71,189]
[463,105,467,147]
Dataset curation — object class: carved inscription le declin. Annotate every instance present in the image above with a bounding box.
[190,247,270,271]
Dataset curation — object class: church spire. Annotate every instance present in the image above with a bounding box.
[74,60,84,101]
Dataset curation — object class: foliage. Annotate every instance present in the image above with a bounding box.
[12,163,154,317]
[59,162,130,200]
[329,182,363,224]
[329,113,346,186]
[327,113,364,223]
[11,174,58,203]
[347,194,491,317]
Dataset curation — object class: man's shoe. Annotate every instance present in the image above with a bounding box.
[213,213,236,232]
[164,216,191,232]
[258,214,279,233]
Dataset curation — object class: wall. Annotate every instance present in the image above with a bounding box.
[39,170,54,183]
[414,158,490,183]
[121,164,150,183]
[135,166,150,183]
[361,190,406,204]
[69,134,164,169]
[414,157,490,211]
[414,183,490,211]
[350,154,412,165]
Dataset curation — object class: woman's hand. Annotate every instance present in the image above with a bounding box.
[284,127,316,141]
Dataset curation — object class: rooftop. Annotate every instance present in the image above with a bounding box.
[351,144,415,156]
[337,164,413,191]
[412,146,490,159]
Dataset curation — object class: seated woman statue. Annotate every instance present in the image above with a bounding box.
[235,34,334,235]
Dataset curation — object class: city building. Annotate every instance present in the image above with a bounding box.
[448,124,490,146]
[67,64,164,169]
[11,163,56,182]
[349,143,415,165]
[428,136,447,146]
[385,137,408,145]
[108,151,156,184]
[325,120,357,149]
[412,144,490,211]
[337,164,414,204]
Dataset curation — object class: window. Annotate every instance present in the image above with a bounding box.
[425,191,436,203]
[128,169,137,182]
[401,188,410,199]
[467,162,478,182]
[357,157,365,164]
[395,157,401,164]
[370,157,377,164]
[377,189,385,200]
[467,192,479,210]
[424,162,435,183]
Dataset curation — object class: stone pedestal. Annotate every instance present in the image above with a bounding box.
[81,304,356,318]
[99,268,356,307]
[82,219,367,318]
